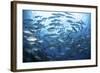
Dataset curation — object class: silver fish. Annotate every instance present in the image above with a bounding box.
[72,26,77,32]
[35,16,42,18]
[51,19,60,22]
[24,30,33,35]
[34,55,41,60]
[67,20,73,23]
[66,16,75,19]
[48,16,56,19]
[27,37,37,42]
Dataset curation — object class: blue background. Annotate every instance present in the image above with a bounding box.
[23,10,91,62]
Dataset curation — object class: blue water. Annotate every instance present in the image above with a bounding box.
[23,10,91,62]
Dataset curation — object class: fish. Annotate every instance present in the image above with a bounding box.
[70,23,81,30]
[70,23,78,25]
[24,36,27,38]
[67,20,73,23]
[66,33,72,40]
[49,22,60,26]
[72,26,77,32]
[49,35,58,38]
[45,33,57,36]
[60,52,65,55]
[67,29,73,33]
[24,30,33,34]
[58,38,64,43]
[52,13,61,16]
[41,18,47,21]
[47,56,53,59]
[65,47,71,50]
[51,19,61,22]
[49,47,55,50]
[38,40,44,43]
[66,16,75,19]
[76,20,85,25]
[35,16,42,18]
[48,16,56,19]
[49,23,55,26]
[33,25,39,29]
[25,49,32,53]
[36,18,47,23]
[27,37,37,42]
[77,44,81,47]
[30,29,37,33]
[79,49,83,52]
[34,55,41,60]
[53,15,61,18]
[75,25,81,30]
[45,34,58,38]
[47,27,55,31]
[32,48,39,51]
[36,20,43,23]
[29,42,36,45]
